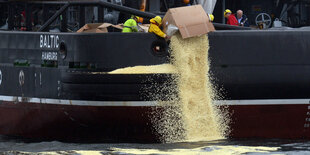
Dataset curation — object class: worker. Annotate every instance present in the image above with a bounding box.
[235,10,249,27]
[148,16,168,39]
[208,14,214,22]
[122,15,139,33]
[224,9,238,26]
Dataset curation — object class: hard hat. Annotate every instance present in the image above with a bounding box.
[224,9,232,16]
[183,0,190,4]
[154,16,162,25]
[131,15,140,21]
[208,14,214,22]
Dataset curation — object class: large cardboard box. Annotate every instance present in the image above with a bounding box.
[77,23,107,33]
[139,24,150,32]
[162,5,215,39]
[77,23,123,33]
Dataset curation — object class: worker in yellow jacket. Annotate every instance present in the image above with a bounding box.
[208,14,214,22]
[122,15,139,33]
[148,16,168,38]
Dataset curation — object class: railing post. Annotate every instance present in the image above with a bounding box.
[79,6,85,28]
[98,6,104,23]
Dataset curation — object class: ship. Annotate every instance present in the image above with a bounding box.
[0,0,309,142]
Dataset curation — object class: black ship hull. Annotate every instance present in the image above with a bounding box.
[0,30,310,142]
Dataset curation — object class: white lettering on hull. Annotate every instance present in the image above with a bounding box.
[42,52,58,60]
[40,35,59,49]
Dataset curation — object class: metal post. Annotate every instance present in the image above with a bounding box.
[98,6,104,23]
[149,0,160,13]
[79,6,85,28]
[42,4,49,23]
[25,4,32,31]
[8,2,14,30]
[222,0,226,24]
[38,3,70,32]
[61,8,67,32]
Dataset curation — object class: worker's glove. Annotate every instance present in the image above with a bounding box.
[165,35,171,40]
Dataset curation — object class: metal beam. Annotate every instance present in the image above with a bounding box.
[38,3,70,32]
[32,0,157,18]
[213,23,251,30]
[37,0,157,32]
[96,1,156,19]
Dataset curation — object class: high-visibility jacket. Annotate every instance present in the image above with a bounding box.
[148,19,166,38]
[122,19,138,33]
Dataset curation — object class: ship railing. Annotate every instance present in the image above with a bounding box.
[4,0,156,32]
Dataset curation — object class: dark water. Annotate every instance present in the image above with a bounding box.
[0,137,309,154]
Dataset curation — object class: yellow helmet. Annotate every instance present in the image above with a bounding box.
[224,9,232,16]
[208,14,214,22]
[154,16,162,25]
[131,15,140,21]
